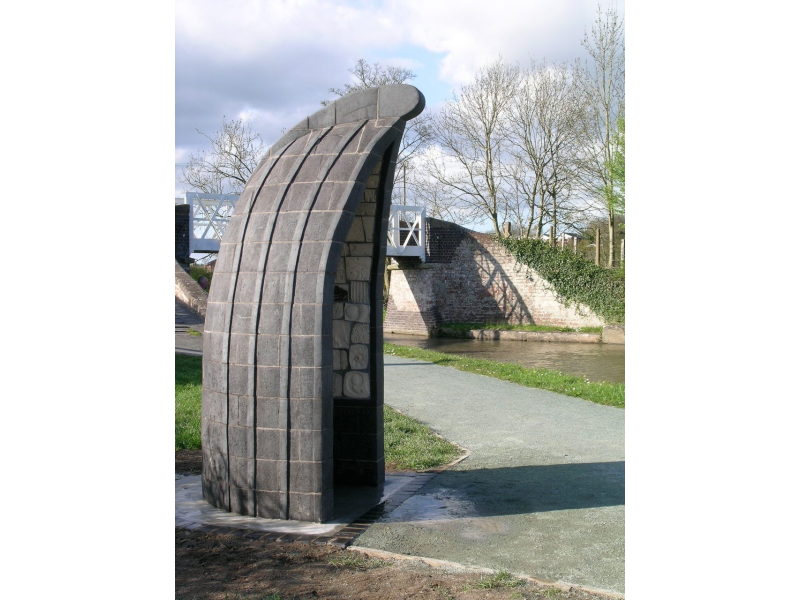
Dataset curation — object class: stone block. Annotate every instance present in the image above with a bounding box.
[272,211,304,242]
[203,390,227,424]
[204,331,230,362]
[230,302,258,335]
[203,360,227,394]
[290,427,332,462]
[202,477,229,509]
[229,333,256,366]
[293,272,325,304]
[229,456,255,489]
[256,490,287,519]
[205,302,232,334]
[289,397,325,430]
[230,395,254,428]
[256,428,288,460]
[296,241,326,273]
[336,87,378,123]
[256,366,286,398]
[228,425,254,458]
[347,242,373,257]
[308,102,336,129]
[378,84,425,120]
[260,273,288,304]
[335,259,347,284]
[351,323,370,344]
[362,217,375,242]
[256,459,287,492]
[333,373,343,397]
[294,153,329,183]
[332,303,344,319]
[345,217,365,242]
[332,320,351,348]
[256,304,285,336]
[203,448,229,482]
[344,303,369,323]
[229,486,256,516]
[327,152,363,184]
[255,397,287,430]
[241,242,270,272]
[255,335,282,367]
[228,364,254,396]
[349,281,370,303]
[343,371,370,399]
[345,257,371,281]
[349,344,368,370]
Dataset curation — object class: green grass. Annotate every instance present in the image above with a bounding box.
[384,405,461,470]
[175,354,203,450]
[463,570,524,590]
[187,329,202,337]
[439,322,602,334]
[175,355,463,467]
[384,343,624,408]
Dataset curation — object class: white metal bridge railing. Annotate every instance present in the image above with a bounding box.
[386,205,426,261]
[179,192,240,254]
[177,195,426,261]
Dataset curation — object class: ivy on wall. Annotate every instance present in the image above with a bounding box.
[497,237,625,325]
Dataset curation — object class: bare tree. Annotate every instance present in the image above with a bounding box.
[180,117,266,194]
[576,5,625,267]
[324,59,416,100]
[323,59,432,192]
[421,59,521,237]
[505,59,586,241]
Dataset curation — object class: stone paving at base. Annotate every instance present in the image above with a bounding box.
[175,471,437,548]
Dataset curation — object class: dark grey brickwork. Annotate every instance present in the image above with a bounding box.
[202,85,425,523]
[176,204,190,266]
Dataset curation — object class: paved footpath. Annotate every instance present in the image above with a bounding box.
[356,355,625,595]
[175,298,204,356]
[174,301,624,594]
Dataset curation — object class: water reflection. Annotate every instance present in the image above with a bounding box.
[385,334,625,384]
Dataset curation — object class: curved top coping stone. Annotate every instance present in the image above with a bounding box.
[267,84,425,157]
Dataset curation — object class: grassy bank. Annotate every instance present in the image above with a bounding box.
[384,342,624,408]
[175,354,461,469]
[439,322,602,334]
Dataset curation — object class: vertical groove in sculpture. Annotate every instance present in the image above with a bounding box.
[201,85,425,522]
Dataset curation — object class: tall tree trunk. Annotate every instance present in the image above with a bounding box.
[607,212,615,268]
[550,191,557,246]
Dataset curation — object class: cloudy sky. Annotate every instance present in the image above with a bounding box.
[175,0,625,195]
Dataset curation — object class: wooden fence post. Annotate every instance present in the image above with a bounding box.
[595,229,601,265]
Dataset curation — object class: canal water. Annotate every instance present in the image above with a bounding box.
[385,334,625,384]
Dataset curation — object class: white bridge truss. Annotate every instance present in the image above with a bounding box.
[178,195,426,261]
[386,205,426,261]
[181,192,240,253]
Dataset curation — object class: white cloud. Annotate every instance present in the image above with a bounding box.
[175,0,624,190]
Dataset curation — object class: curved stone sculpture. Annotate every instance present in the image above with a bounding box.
[202,85,425,522]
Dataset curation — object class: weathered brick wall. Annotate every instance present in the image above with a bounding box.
[175,204,190,266]
[384,218,604,335]
[383,266,442,334]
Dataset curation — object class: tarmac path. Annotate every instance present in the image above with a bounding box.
[357,355,625,595]
[173,299,624,594]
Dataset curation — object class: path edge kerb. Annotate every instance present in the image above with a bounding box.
[346,546,625,599]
